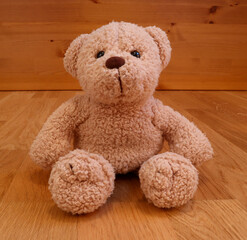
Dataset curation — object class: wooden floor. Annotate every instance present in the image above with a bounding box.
[0,90,247,240]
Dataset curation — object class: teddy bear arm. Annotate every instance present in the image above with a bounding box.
[29,96,87,169]
[153,100,213,166]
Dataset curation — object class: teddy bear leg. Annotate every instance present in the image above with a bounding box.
[139,152,198,208]
[48,149,115,214]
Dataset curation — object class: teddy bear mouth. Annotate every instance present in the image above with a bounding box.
[118,76,123,93]
[117,70,123,94]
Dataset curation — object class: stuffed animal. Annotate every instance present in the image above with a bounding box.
[30,22,213,214]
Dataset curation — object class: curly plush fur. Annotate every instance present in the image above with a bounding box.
[30,21,213,214]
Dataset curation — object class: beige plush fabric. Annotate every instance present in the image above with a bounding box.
[139,152,198,208]
[30,22,213,214]
[49,149,114,214]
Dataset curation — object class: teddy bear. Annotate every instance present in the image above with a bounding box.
[30,21,213,215]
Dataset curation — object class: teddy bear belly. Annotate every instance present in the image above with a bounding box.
[74,122,164,174]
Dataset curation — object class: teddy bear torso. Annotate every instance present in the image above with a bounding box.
[74,97,164,173]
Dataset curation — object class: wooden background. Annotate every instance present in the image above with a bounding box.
[0,0,247,90]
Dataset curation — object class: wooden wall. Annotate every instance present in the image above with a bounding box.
[0,0,247,90]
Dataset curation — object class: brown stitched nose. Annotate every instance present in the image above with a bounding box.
[105,56,125,69]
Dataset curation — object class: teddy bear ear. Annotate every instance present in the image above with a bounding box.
[145,26,172,69]
[63,34,88,78]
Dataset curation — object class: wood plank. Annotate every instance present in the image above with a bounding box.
[167,199,247,240]
[0,0,247,90]
[1,0,247,23]
[0,150,26,201]
[77,202,178,240]
[0,202,78,240]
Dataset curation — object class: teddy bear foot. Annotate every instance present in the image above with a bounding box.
[139,152,198,208]
[48,149,115,214]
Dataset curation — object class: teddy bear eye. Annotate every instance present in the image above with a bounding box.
[131,50,141,58]
[96,51,105,58]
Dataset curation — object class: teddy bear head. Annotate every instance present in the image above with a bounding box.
[64,22,171,105]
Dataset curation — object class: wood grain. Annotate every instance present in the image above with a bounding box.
[0,90,247,239]
[0,0,247,90]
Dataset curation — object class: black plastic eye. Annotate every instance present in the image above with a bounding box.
[131,50,141,58]
[96,51,105,58]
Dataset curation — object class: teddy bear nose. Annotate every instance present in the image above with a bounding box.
[105,56,125,69]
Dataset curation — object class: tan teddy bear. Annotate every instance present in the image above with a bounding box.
[30,21,213,214]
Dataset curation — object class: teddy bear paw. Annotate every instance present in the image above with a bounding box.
[139,152,198,208]
[48,149,115,214]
